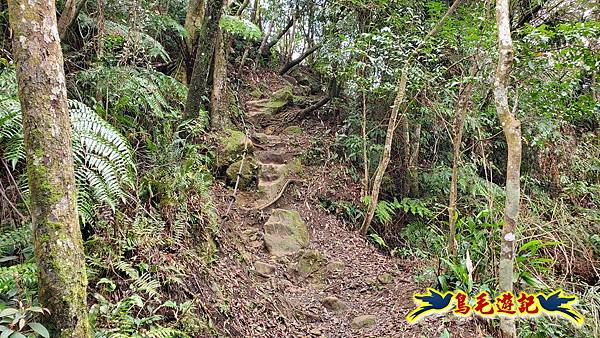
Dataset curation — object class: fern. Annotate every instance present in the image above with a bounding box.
[76,66,187,121]
[0,67,136,223]
[0,262,37,294]
[144,327,190,338]
[0,226,31,256]
[78,13,171,62]
[219,15,262,41]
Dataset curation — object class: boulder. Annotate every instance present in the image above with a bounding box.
[321,296,347,313]
[225,157,257,189]
[263,209,309,256]
[351,315,376,329]
[326,260,345,273]
[219,129,253,167]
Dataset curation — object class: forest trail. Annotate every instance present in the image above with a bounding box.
[210,71,480,337]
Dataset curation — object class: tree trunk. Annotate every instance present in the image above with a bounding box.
[184,0,206,83]
[360,70,408,235]
[279,43,321,75]
[210,28,232,129]
[184,0,206,52]
[448,58,478,256]
[495,0,521,337]
[360,0,464,236]
[260,14,294,57]
[57,0,86,39]
[361,91,369,198]
[7,0,91,336]
[184,0,225,119]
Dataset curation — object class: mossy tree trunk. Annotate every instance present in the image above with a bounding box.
[210,27,232,129]
[495,0,521,337]
[57,0,86,39]
[184,0,206,82]
[7,0,91,337]
[183,0,225,120]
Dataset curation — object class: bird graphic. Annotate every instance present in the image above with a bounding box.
[537,290,584,326]
[406,288,454,323]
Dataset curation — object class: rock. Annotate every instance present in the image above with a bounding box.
[252,132,271,144]
[326,260,345,273]
[296,250,327,278]
[351,315,376,329]
[321,296,347,313]
[256,150,287,164]
[271,85,294,102]
[377,273,393,284]
[241,228,260,241]
[225,157,257,189]
[263,209,309,256]
[254,261,276,277]
[309,328,322,336]
[284,125,303,136]
[249,87,263,98]
[219,129,253,166]
[247,86,294,124]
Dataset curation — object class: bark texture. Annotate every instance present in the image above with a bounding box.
[184,0,206,52]
[184,0,225,119]
[7,0,91,336]
[210,27,232,129]
[495,0,521,337]
[57,0,86,39]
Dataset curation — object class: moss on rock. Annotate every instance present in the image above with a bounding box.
[263,209,308,256]
[226,157,257,189]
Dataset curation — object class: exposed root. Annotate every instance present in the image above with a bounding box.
[240,179,304,211]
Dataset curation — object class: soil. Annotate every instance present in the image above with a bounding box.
[207,69,485,338]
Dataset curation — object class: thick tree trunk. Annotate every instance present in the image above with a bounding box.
[448,59,478,256]
[184,0,206,83]
[279,44,321,75]
[184,0,206,52]
[7,0,91,337]
[495,0,521,337]
[57,0,86,40]
[210,28,232,129]
[184,0,225,119]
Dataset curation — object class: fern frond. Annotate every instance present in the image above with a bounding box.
[0,262,37,293]
[145,327,190,338]
[0,67,136,223]
[78,13,171,62]
[0,226,31,255]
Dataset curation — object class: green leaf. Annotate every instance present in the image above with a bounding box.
[28,323,49,338]
[0,309,18,318]
[0,328,13,338]
[9,332,26,338]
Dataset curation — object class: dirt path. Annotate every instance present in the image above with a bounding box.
[210,75,481,337]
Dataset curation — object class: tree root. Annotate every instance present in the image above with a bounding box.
[240,179,304,211]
